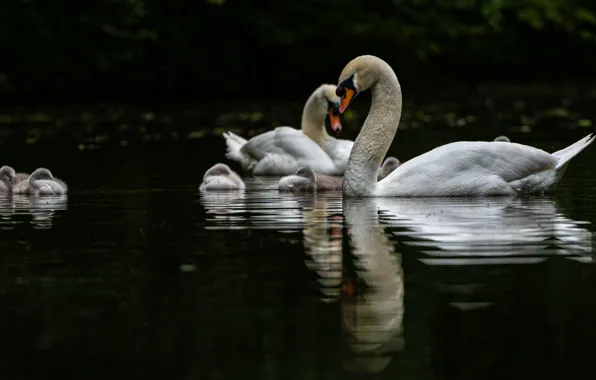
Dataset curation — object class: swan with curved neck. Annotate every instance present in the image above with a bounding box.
[200,163,245,191]
[0,166,16,193]
[13,167,68,195]
[336,55,595,197]
[223,84,353,176]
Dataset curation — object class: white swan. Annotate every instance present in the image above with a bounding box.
[199,163,245,191]
[0,166,16,193]
[13,168,68,195]
[335,55,595,197]
[223,84,353,176]
[278,166,343,192]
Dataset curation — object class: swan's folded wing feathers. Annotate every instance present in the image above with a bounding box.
[272,127,336,165]
[386,142,558,186]
[239,129,287,160]
[484,143,557,182]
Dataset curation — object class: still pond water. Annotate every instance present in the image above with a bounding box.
[1,104,596,380]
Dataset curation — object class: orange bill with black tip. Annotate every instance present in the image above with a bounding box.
[339,88,355,114]
[328,109,342,133]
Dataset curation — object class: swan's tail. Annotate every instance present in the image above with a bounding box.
[549,133,595,186]
[223,131,247,162]
[552,133,595,170]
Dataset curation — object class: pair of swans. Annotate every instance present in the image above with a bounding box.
[200,84,400,190]
[202,55,593,196]
[0,166,68,195]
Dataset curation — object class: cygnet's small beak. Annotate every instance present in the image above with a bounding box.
[339,88,356,114]
[9,177,15,185]
[328,107,342,134]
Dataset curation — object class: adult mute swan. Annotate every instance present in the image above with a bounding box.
[223,84,353,176]
[0,166,16,193]
[335,55,595,197]
[278,166,343,192]
[13,168,68,195]
[200,163,245,191]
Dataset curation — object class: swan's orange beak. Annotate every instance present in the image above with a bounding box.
[328,109,342,133]
[339,88,355,114]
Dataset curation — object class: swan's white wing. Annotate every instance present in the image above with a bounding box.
[323,138,353,171]
[378,141,559,196]
[241,127,336,173]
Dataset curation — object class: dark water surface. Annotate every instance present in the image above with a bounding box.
[1,123,596,380]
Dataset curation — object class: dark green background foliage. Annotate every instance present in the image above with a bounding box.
[2,0,596,103]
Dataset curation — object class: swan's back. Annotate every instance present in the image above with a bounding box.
[377,141,559,196]
[241,127,338,175]
[388,141,557,182]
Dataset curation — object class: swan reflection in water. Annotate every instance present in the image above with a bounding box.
[375,196,594,265]
[199,178,343,232]
[199,182,595,373]
[340,199,405,374]
[0,194,68,229]
[301,194,343,303]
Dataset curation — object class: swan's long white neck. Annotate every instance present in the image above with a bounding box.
[343,69,402,197]
[301,92,330,144]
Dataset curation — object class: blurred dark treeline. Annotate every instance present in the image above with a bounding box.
[2,0,596,105]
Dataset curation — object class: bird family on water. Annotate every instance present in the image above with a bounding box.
[203,55,595,196]
[2,55,593,198]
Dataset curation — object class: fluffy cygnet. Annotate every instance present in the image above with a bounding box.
[278,166,343,192]
[14,172,30,184]
[13,167,68,195]
[494,135,511,142]
[377,156,401,181]
[199,163,245,191]
[0,166,16,193]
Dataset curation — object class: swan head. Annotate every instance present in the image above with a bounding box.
[316,84,342,133]
[29,168,55,181]
[295,166,317,183]
[203,163,232,179]
[494,135,511,142]
[335,55,392,114]
[0,166,16,186]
